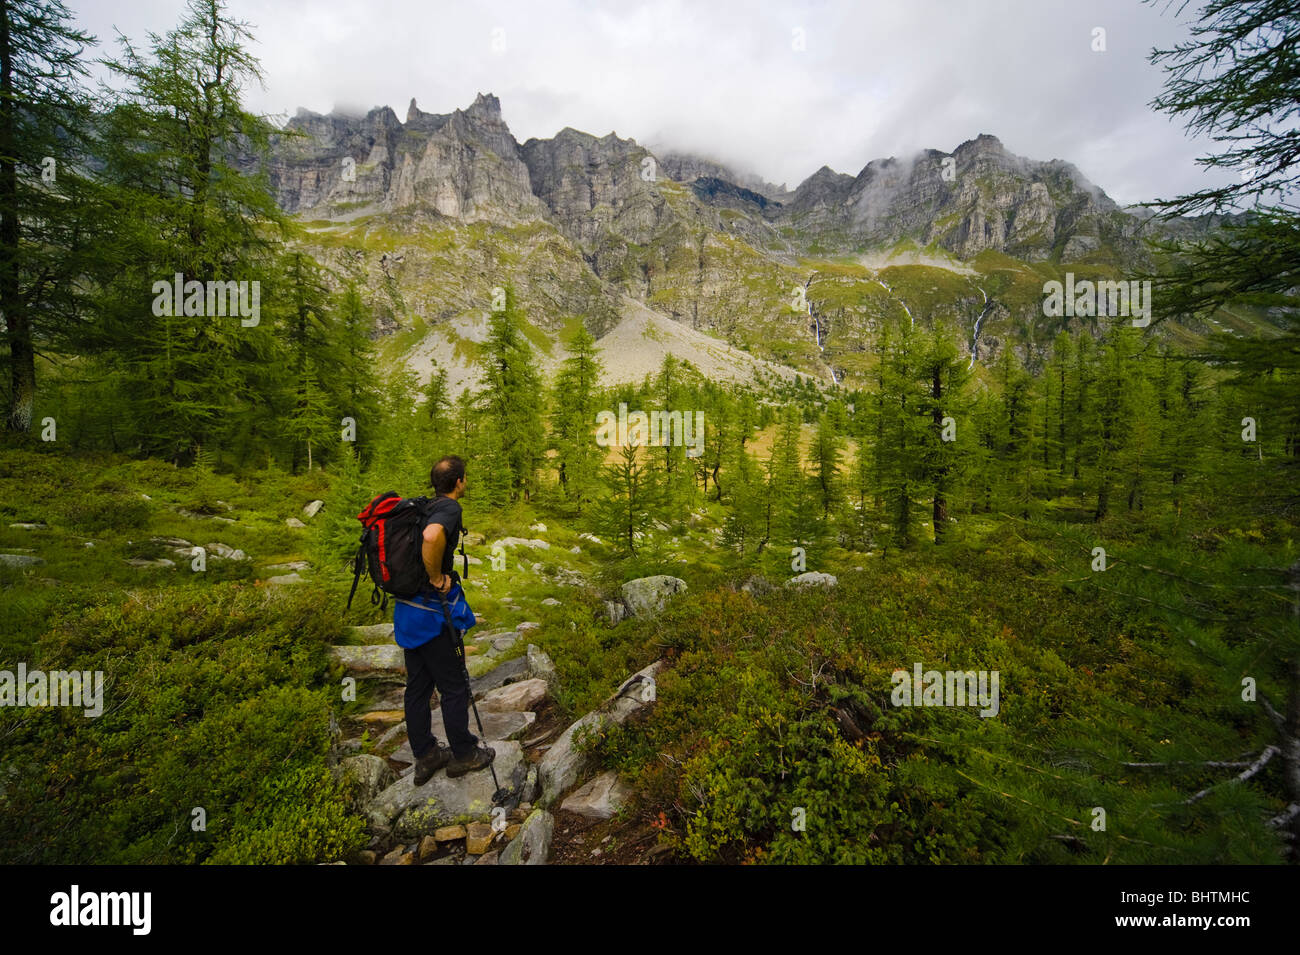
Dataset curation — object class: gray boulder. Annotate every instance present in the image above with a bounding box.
[553,568,587,587]
[538,660,663,807]
[480,678,548,713]
[469,655,531,697]
[491,634,519,653]
[538,711,605,809]
[560,770,631,820]
[605,600,626,625]
[303,500,325,518]
[786,572,838,589]
[265,560,310,572]
[334,754,396,809]
[621,575,687,618]
[520,766,540,803]
[205,542,248,561]
[499,809,554,865]
[496,537,549,550]
[525,645,557,686]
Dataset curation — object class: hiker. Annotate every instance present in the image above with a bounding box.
[394,455,496,785]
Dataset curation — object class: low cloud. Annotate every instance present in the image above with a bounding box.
[68,0,1234,205]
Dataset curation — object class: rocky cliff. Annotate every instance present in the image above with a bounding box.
[265,92,1152,265]
[268,93,545,224]
[259,92,1231,390]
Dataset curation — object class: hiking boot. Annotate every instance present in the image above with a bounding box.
[413,743,450,786]
[445,744,495,779]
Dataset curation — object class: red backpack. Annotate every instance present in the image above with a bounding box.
[347,492,435,611]
[347,492,469,611]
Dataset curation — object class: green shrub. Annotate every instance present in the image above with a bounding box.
[59,493,153,534]
[0,584,358,864]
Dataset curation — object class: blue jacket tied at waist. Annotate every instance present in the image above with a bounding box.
[392,581,476,649]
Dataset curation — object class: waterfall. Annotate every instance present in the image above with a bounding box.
[804,275,838,385]
[969,286,994,369]
[877,278,913,328]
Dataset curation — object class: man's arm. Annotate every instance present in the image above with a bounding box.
[422,523,449,592]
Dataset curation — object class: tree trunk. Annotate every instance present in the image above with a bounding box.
[0,0,32,433]
[931,364,947,544]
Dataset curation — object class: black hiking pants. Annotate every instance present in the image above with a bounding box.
[403,623,478,760]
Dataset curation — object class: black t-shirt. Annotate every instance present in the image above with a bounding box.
[422,496,462,578]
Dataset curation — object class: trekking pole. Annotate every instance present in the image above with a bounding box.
[435,585,506,802]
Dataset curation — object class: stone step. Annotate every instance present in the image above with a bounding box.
[329,645,406,678]
[479,678,548,713]
[469,655,530,696]
[388,710,536,765]
[367,740,526,838]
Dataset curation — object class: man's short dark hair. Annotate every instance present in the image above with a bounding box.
[431,455,465,495]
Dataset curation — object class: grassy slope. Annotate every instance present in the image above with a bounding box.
[1,440,1286,864]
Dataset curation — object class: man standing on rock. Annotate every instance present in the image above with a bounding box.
[394,455,496,785]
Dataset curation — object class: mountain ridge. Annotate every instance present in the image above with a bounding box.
[259,92,1240,393]
[267,91,1141,263]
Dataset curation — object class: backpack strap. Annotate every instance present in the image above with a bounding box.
[395,597,439,613]
[346,542,365,610]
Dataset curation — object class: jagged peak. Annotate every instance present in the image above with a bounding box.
[955,133,1007,154]
[465,92,502,121]
[801,164,852,187]
[553,126,597,141]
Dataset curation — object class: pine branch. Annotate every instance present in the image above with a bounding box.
[1184,745,1279,805]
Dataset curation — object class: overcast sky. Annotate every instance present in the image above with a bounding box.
[66,0,1233,206]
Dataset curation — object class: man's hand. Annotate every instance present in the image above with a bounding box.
[430,573,452,594]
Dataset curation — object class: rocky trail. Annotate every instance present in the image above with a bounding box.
[325,577,686,865]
